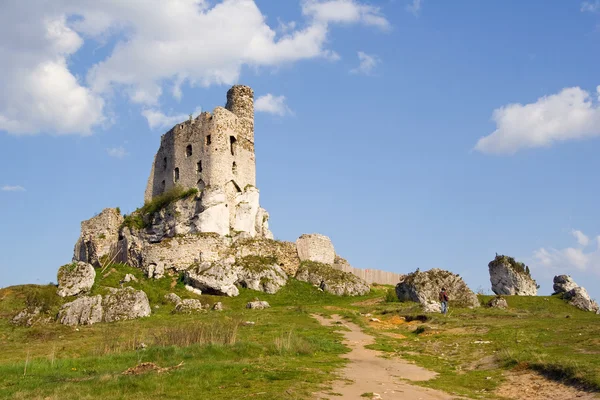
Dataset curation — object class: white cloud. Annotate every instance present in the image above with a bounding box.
[1,185,26,192]
[302,0,390,29]
[0,0,389,136]
[350,51,380,75]
[406,0,423,16]
[255,94,292,116]
[474,86,600,154]
[531,230,600,277]
[572,229,590,246]
[142,107,202,130]
[107,146,129,159]
[581,1,600,12]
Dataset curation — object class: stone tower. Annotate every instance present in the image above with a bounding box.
[144,85,256,202]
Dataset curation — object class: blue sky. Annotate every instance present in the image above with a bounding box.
[2,0,600,300]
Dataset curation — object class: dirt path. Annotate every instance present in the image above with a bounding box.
[313,314,457,400]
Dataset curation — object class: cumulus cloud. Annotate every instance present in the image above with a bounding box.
[1,185,26,192]
[0,0,389,136]
[406,0,423,16]
[350,51,380,75]
[142,107,202,130]
[107,146,129,159]
[531,230,600,277]
[581,1,600,12]
[302,0,390,29]
[474,86,600,154]
[255,94,293,116]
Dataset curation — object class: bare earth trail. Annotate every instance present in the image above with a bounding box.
[312,314,457,400]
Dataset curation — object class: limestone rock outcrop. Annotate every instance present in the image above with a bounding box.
[296,234,335,265]
[422,301,442,313]
[295,261,370,296]
[488,255,537,296]
[246,300,270,309]
[185,260,241,297]
[57,262,96,297]
[58,295,104,326]
[73,208,123,267]
[395,268,480,308]
[553,276,599,313]
[102,287,151,323]
[174,299,204,313]
[487,296,508,309]
[553,275,579,294]
[11,307,45,327]
[164,293,182,304]
[563,287,599,313]
[236,256,288,294]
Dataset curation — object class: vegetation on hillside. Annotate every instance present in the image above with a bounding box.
[490,254,532,277]
[1,264,599,399]
[122,186,199,230]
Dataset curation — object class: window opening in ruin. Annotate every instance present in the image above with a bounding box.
[161,180,166,193]
[206,135,211,146]
[186,145,192,157]
[230,136,237,156]
[232,162,237,174]
[163,157,167,170]
[174,168,180,182]
[197,160,202,173]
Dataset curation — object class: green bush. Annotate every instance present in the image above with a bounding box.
[122,186,199,230]
[384,288,399,303]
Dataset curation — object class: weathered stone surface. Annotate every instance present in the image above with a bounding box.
[73,208,123,267]
[164,293,182,304]
[230,238,300,276]
[246,301,270,310]
[184,261,241,297]
[12,307,42,327]
[296,234,335,265]
[422,301,442,313]
[255,207,274,240]
[564,287,600,313]
[57,262,96,297]
[487,296,508,309]
[102,287,151,322]
[213,302,223,311]
[174,299,204,313]
[295,261,370,296]
[185,285,203,296]
[553,275,579,294]
[233,187,260,236]
[123,274,137,283]
[195,187,230,236]
[58,295,104,326]
[396,268,480,308]
[488,255,537,296]
[236,258,288,294]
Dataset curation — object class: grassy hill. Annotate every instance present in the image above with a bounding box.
[1,264,599,399]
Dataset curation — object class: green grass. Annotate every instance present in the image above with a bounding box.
[1,270,599,399]
[122,186,199,230]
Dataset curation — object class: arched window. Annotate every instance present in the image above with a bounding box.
[174,168,180,182]
[186,145,192,157]
[206,135,212,146]
[160,180,166,193]
[163,157,167,170]
[197,160,202,173]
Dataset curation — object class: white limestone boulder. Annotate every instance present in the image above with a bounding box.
[164,293,182,304]
[296,234,336,265]
[246,301,270,310]
[184,260,241,297]
[58,295,104,326]
[12,307,43,327]
[236,256,288,294]
[57,262,96,297]
[102,287,151,323]
[488,255,537,296]
[396,268,480,308]
[233,187,260,236]
[422,300,442,313]
[553,275,579,294]
[174,299,204,313]
[564,287,600,313]
[487,296,508,309]
[295,261,370,296]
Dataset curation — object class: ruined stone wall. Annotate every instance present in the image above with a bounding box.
[333,257,405,286]
[145,85,256,203]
